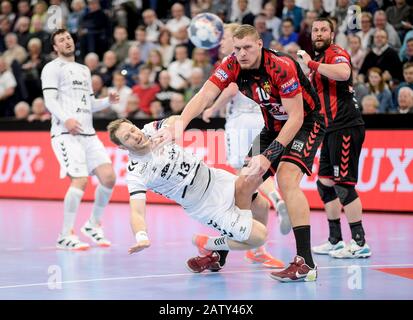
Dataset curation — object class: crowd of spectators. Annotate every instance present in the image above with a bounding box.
[1,0,413,122]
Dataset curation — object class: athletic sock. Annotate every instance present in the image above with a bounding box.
[328,218,343,245]
[349,220,366,247]
[293,225,315,268]
[62,187,84,236]
[90,184,113,226]
[205,236,230,251]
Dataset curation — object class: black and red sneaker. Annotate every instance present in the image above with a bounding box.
[269,255,317,282]
[186,251,222,273]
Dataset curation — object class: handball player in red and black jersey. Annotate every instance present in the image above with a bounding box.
[298,18,371,259]
[155,25,325,282]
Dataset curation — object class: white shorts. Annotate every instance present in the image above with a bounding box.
[185,167,253,242]
[51,134,111,179]
[225,113,264,169]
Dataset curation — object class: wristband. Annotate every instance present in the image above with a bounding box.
[262,140,285,163]
[135,231,149,243]
[308,60,321,71]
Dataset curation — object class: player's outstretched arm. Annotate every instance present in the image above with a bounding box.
[128,199,150,254]
[202,82,239,123]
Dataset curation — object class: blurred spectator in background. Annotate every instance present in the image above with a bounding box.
[231,0,255,25]
[184,67,204,102]
[312,0,329,18]
[0,56,17,117]
[401,38,413,63]
[393,62,413,105]
[98,50,118,87]
[158,29,174,67]
[263,1,281,41]
[1,1,16,26]
[84,52,101,75]
[109,71,132,118]
[78,0,111,59]
[14,101,30,120]
[347,34,366,78]
[361,94,379,114]
[269,39,284,51]
[3,32,27,65]
[0,14,12,52]
[282,0,303,32]
[284,42,301,60]
[397,86,413,113]
[142,8,164,44]
[149,99,164,118]
[155,70,182,116]
[132,25,158,63]
[254,13,273,48]
[29,1,48,33]
[279,18,298,46]
[28,97,51,122]
[125,93,142,118]
[359,29,403,83]
[146,49,165,84]
[21,37,48,103]
[110,26,130,64]
[297,10,318,56]
[67,0,86,36]
[14,16,31,49]
[372,10,401,49]
[29,17,51,55]
[331,0,349,28]
[356,12,375,50]
[384,0,413,40]
[16,0,32,20]
[169,92,186,115]
[166,2,191,46]
[191,47,213,82]
[359,0,380,16]
[364,67,395,113]
[132,65,160,117]
[168,44,193,90]
[119,45,144,88]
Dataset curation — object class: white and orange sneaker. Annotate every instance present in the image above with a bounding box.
[192,234,211,256]
[245,246,284,268]
[56,231,90,251]
[81,221,111,247]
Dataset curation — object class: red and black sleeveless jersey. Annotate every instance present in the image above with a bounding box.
[310,44,364,132]
[209,48,321,132]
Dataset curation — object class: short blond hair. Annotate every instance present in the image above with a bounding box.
[107,118,133,145]
[224,23,240,35]
[233,24,260,40]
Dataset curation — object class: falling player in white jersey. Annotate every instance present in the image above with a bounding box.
[41,29,120,250]
[107,117,284,273]
[202,23,291,265]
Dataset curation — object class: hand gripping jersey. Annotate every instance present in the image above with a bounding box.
[209,48,321,132]
[125,120,211,209]
[310,44,364,132]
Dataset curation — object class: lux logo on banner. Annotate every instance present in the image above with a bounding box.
[0,146,41,183]
[301,147,413,192]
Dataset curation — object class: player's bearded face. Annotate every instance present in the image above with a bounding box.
[54,33,75,57]
[233,36,263,69]
[311,22,333,53]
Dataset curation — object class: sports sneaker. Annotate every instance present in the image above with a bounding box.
[329,239,371,259]
[192,234,211,256]
[186,251,222,273]
[312,240,346,255]
[269,256,317,282]
[276,200,291,235]
[244,247,284,268]
[56,232,90,251]
[81,221,111,247]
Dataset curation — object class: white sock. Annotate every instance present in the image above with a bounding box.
[205,236,230,251]
[89,184,113,226]
[62,187,84,236]
[269,190,282,205]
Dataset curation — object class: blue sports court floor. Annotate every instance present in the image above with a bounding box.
[0,199,412,300]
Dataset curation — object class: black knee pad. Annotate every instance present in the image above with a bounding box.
[316,180,338,204]
[334,184,358,206]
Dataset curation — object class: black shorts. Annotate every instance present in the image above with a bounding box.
[318,125,365,185]
[246,114,325,181]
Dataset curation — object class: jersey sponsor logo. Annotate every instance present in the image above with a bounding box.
[333,56,349,64]
[72,80,84,86]
[334,165,340,177]
[281,78,299,94]
[291,140,304,152]
[214,68,229,82]
[76,107,91,114]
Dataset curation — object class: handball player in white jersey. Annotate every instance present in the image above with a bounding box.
[41,29,119,250]
[107,117,284,272]
[202,24,291,240]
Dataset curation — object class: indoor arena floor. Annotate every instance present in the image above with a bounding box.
[0,199,412,300]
